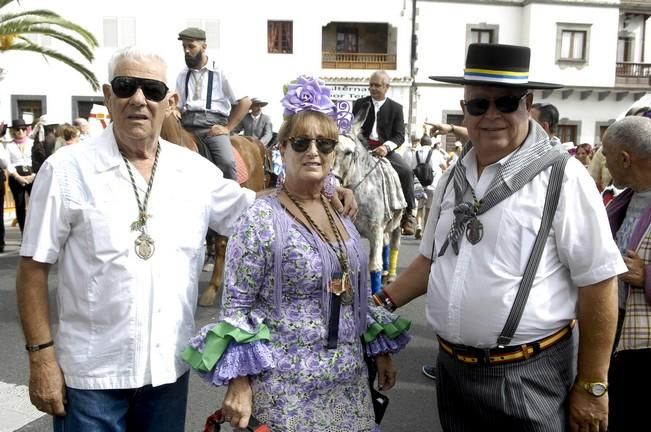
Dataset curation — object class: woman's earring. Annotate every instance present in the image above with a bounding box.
[322,169,336,199]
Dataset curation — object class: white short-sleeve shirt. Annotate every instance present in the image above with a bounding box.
[21,126,255,389]
[419,140,626,348]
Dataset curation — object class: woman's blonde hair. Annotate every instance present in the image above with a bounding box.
[277,111,338,146]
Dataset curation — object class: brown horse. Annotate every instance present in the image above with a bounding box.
[160,114,267,306]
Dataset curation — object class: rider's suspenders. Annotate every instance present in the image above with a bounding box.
[184,69,214,110]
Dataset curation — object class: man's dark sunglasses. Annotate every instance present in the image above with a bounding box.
[463,93,529,116]
[110,76,169,102]
[289,136,338,154]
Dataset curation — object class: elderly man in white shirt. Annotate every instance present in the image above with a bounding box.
[375,43,626,432]
[16,46,255,431]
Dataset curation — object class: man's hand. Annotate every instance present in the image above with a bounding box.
[621,249,645,287]
[29,353,66,416]
[372,145,389,158]
[568,384,608,432]
[222,376,253,429]
[208,124,230,137]
[375,354,397,391]
[331,186,358,219]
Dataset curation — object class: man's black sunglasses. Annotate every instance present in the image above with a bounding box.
[110,76,169,102]
[463,93,529,116]
[289,136,338,154]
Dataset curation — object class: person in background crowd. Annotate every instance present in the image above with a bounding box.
[30,116,59,175]
[353,70,416,235]
[183,79,408,430]
[232,97,273,146]
[600,116,651,431]
[0,137,7,252]
[60,123,81,148]
[405,133,447,239]
[72,117,91,142]
[590,145,613,193]
[7,118,35,233]
[575,143,593,169]
[381,43,626,432]
[530,102,562,149]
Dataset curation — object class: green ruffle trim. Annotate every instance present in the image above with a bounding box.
[182,322,271,373]
[363,317,411,344]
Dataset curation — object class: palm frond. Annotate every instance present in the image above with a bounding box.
[1,23,95,59]
[9,42,99,90]
[0,14,97,47]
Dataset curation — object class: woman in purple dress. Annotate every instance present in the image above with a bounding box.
[183,77,410,431]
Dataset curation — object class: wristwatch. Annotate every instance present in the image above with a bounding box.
[577,380,608,397]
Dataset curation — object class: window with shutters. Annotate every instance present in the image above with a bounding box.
[556,23,591,65]
[268,21,293,54]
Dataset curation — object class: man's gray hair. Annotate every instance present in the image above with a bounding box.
[107,46,167,80]
[604,116,651,158]
[371,70,391,86]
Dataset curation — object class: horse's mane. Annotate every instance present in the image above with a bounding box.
[160,115,198,153]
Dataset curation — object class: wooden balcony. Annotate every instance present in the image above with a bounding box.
[615,62,651,86]
[322,52,396,70]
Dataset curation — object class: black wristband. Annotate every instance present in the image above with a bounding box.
[25,340,54,352]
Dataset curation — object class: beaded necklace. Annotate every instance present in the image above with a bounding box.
[283,187,353,305]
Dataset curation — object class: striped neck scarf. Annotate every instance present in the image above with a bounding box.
[438,120,565,256]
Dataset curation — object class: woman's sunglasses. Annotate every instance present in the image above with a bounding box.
[289,136,337,154]
[463,93,529,116]
[110,76,169,102]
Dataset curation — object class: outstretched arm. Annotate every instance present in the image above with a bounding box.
[426,121,469,142]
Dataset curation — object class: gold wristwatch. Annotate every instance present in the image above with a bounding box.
[576,379,608,397]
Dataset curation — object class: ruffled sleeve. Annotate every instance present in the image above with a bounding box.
[182,199,277,386]
[363,301,411,357]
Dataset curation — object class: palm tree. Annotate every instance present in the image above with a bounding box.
[0,0,99,90]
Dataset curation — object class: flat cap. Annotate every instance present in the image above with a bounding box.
[178,27,206,41]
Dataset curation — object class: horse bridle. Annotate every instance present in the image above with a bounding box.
[335,134,383,191]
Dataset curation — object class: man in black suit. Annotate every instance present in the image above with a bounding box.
[353,70,416,235]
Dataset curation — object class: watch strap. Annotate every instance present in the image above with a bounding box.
[25,340,54,352]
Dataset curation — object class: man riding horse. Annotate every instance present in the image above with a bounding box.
[353,70,416,235]
[174,27,251,181]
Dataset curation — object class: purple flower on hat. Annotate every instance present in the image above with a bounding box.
[281,76,336,118]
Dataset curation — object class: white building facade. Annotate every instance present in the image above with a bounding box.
[0,0,649,149]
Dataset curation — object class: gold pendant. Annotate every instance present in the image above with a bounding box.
[329,271,349,296]
[135,232,154,260]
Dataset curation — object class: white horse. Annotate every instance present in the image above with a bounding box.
[332,132,405,293]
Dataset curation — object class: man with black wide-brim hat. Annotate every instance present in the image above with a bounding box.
[376,43,626,432]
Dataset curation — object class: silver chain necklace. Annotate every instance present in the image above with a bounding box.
[119,144,161,260]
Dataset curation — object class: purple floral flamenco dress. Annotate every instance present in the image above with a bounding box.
[183,196,410,431]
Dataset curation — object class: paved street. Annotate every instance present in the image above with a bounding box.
[0,225,442,432]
